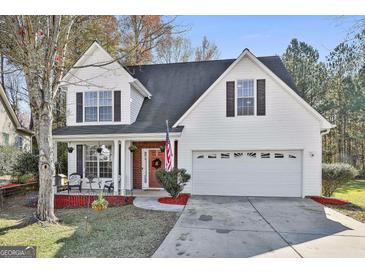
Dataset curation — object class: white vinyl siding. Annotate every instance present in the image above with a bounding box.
[65,45,134,125]
[177,55,322,197]
[130,85,145,123]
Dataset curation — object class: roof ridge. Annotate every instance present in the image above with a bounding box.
[126,55,281,68]
[126,58,236,68]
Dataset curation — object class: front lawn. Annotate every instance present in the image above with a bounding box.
[328,180,365,224]
[332,180,365,210]
[0,195,178,257]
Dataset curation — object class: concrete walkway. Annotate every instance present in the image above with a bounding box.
[153,196,365,258]
[133,197,184,212]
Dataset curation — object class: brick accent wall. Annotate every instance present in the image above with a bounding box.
[132,141,165,189]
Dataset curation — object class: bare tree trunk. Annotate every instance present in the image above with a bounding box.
[0,54,5,90]
[34,104,57,222]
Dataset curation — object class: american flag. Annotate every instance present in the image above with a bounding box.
[165,120,173,171]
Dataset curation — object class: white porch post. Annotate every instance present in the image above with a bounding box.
[113,140,119,195]
[120,139,126,195]
[170,138,175,169]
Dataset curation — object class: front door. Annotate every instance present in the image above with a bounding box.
[142,149,165,189]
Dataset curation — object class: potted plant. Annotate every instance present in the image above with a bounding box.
[91,193,109,212]
[128,144,137,153]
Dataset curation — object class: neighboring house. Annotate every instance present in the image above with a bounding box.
[0,85,33,151]
[53,41,334,197]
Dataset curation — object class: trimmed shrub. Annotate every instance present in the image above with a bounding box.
[155,168,191,198]
[322,163,358,197]
[12,152,38,183]
[0,146,20,176]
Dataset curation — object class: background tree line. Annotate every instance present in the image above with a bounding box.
[282,22,365,175]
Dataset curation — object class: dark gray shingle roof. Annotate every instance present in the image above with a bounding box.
[53,56,297,136]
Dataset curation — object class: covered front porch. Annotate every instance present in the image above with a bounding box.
[53,133,179,196]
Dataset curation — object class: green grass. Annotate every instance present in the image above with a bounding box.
[332,180,365,210]
[0,195,179,257]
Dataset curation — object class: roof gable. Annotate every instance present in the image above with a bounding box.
[0,85,32,136]
[62,41,131,83]
[172,49,333,130]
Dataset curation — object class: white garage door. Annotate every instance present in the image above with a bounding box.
[192,150,302,197]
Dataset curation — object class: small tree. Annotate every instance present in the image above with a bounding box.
[322,163,358,197]
[155,168,191,198]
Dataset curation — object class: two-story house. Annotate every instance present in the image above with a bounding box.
[53,41,334,197]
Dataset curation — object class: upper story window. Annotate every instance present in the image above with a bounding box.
[237,79,255,116]
[85,92,98,122]
[84,91,112,122]
[99,91,112,121]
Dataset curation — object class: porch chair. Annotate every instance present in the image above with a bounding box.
[103,180,114,193]
[86,174,97,193]
[67,173,82,193]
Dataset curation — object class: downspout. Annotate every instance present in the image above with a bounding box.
[320,129,331,136]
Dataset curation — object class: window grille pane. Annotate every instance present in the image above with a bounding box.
[85,107,97,122]
[85,92,97,107]
[99,106,112,121]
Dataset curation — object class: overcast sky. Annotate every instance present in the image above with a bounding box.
[176,15,363,60]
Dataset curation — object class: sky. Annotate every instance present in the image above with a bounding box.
[176,16,363,60]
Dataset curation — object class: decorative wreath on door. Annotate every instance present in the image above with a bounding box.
[152,158,162,169]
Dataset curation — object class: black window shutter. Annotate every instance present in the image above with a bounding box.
[257,79,266,116]
[76,145,83,178]
[114,90,121,122]
[76,93,83,123]
[226,81,235,117]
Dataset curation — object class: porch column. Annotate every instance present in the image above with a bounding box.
[113,140,119,195]
[53,141,58,165]
[120,139,126,195]
[170,138,175,169]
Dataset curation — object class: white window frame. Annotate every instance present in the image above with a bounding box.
[236,79,256,116]
[84,144,113,179]
[83,90,114,123]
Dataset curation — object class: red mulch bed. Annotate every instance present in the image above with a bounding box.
[158,194,190,205]
[310,196,349,205]
[54,194,134,209]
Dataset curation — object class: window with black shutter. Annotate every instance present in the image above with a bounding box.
[114,90,121,122]
[256,79,266,116]
[76,93,83,123]
[226,81,235,117]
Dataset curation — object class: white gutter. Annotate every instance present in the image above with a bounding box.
[53,131,182,141]
[130,79,152,99]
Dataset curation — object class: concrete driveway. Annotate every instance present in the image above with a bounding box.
[153,196,365,257]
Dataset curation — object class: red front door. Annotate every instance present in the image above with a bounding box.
[148,149,165,188]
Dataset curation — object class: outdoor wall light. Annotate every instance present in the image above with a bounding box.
[67,147,74,153]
